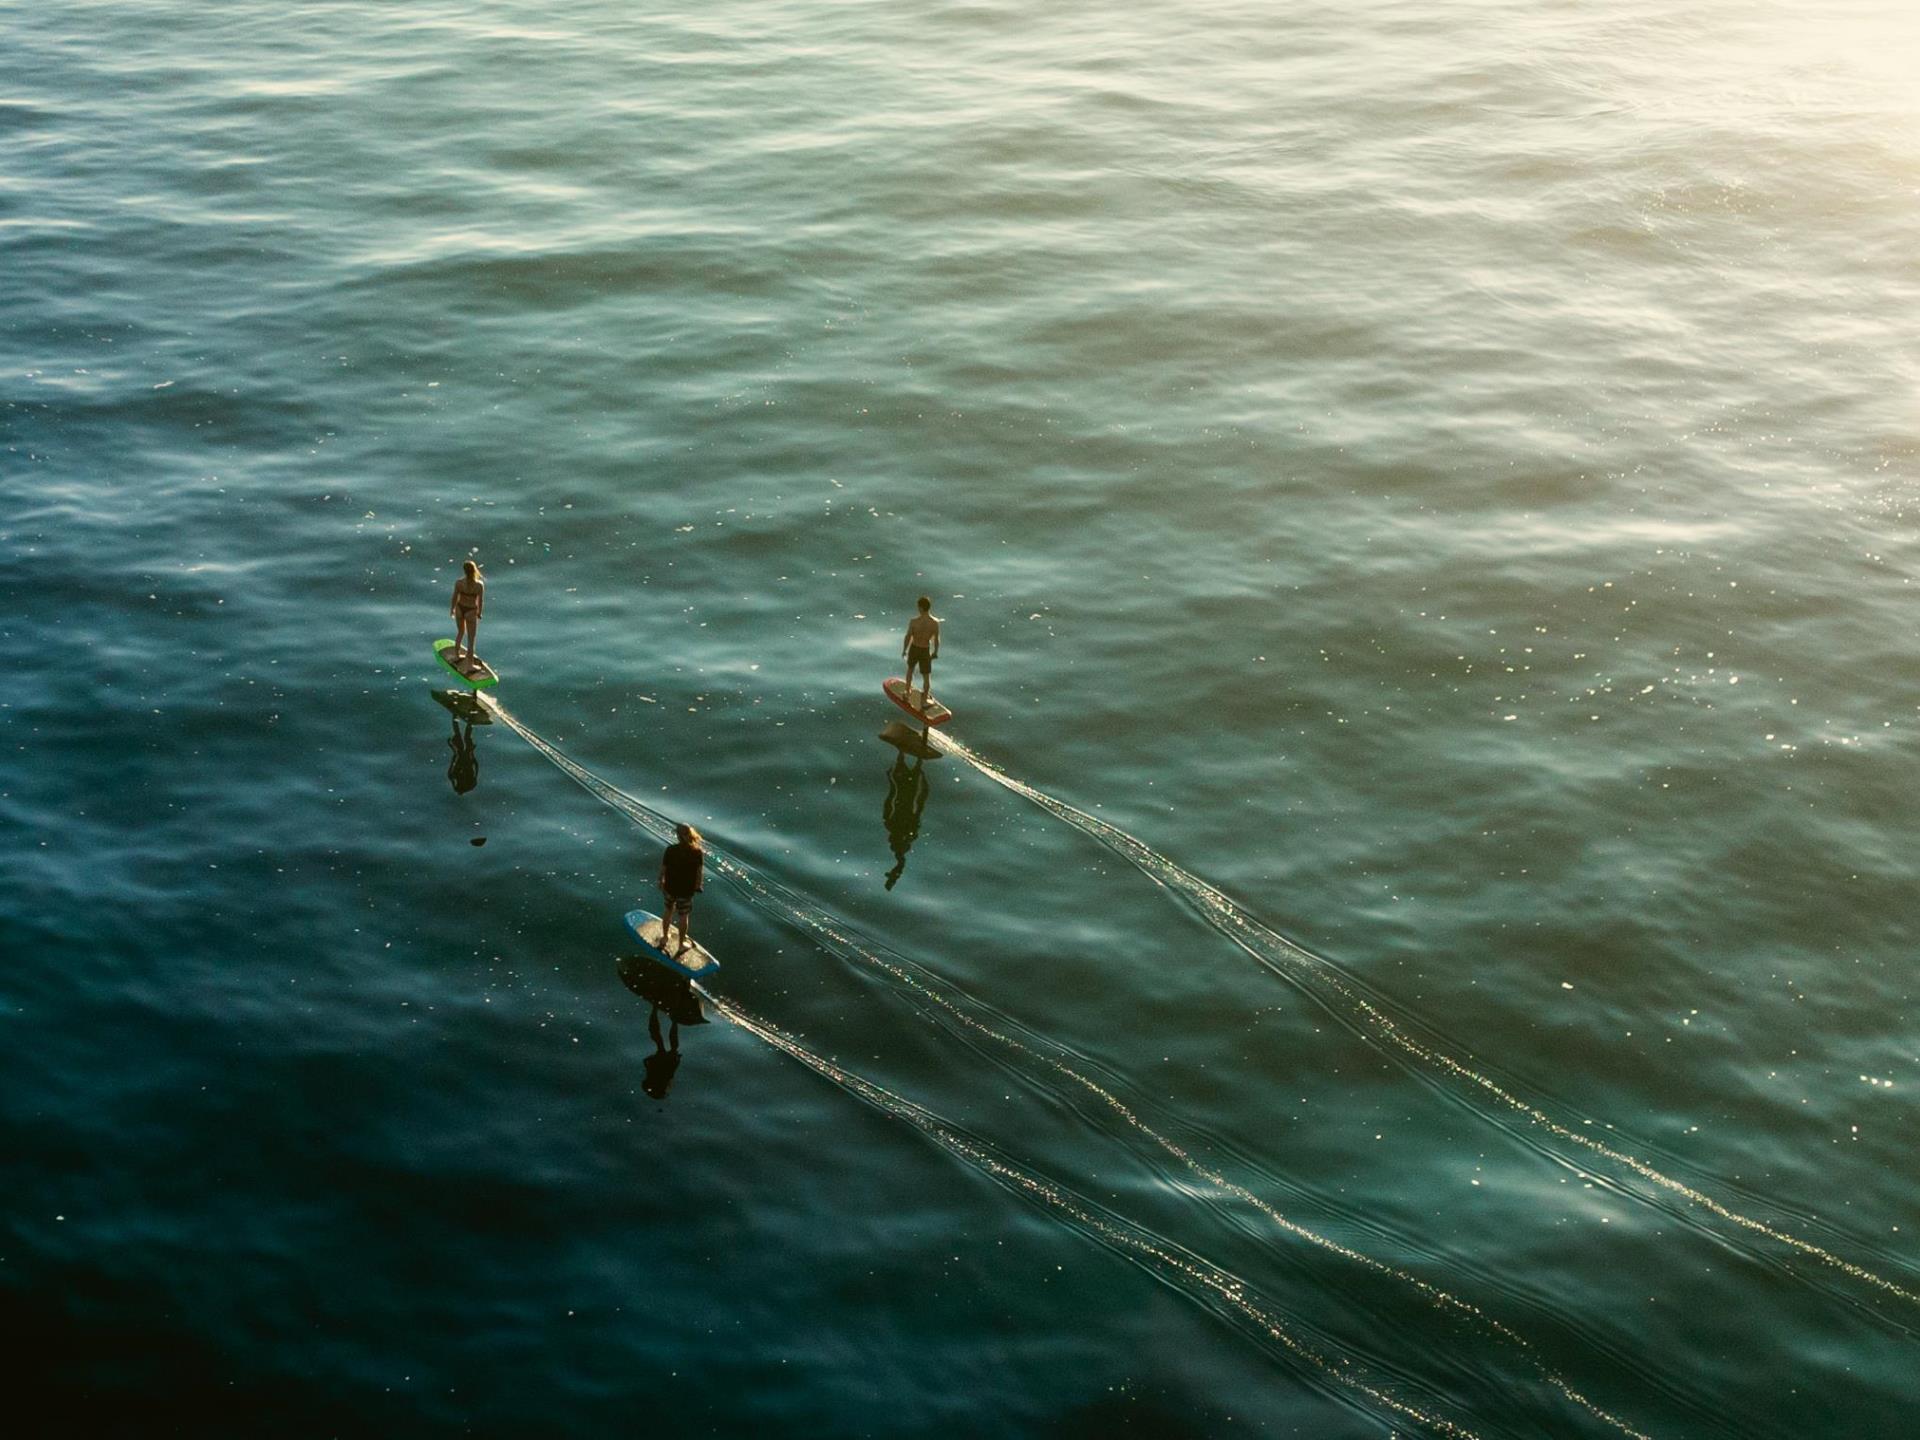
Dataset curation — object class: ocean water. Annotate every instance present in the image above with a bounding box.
[4,0,1918,1434]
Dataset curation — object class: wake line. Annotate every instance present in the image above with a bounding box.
[935,734,1920,1313]
[474,696,1478,1435]
[710,992,1485,1440]
[480,695,1654,1437]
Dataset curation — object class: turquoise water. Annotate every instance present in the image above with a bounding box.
[5,0,1919,1433]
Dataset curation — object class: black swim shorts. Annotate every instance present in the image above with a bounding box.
[907,645,933,671]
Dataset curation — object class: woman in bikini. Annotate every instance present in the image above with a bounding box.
[450,560,485,663]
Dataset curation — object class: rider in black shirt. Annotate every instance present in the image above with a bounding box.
[657,823,706,954]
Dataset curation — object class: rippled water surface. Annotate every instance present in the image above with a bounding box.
[6,1,1920,1435]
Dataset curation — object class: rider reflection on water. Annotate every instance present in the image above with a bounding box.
[445,715,478,795]
[882,751,930,890]
[643,1004,682,1100]
[618,955,708,1103]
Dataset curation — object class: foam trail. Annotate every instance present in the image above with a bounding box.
[476,696,1479,1430]
[481,694,1656,1437]
[934,733,1920,1312]
[709,992,1485,1440]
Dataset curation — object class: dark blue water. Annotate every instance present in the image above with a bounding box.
[6,1,1919,1434]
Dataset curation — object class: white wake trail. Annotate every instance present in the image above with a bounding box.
[934,732,1920,1314]
[711,992,1487,1439]
[479,693,1659,1437]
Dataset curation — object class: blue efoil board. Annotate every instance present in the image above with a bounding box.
[623,909,721,979]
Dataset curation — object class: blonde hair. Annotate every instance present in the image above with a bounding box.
[462,559,480,580]
[676,823,703,850]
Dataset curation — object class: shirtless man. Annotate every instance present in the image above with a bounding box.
[901,596,941,709]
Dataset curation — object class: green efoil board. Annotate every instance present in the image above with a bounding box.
[434,638,499,689]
